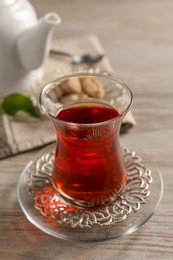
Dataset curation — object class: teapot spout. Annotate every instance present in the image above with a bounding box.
[16,12,61,72]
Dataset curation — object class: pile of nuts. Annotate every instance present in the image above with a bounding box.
[53,76,105,104]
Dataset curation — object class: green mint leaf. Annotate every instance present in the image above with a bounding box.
[0,99,3,115]
[1,93,41,118]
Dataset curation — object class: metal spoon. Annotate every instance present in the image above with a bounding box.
[50,49,104,64]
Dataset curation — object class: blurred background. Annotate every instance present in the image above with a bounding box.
[30,0,173,84]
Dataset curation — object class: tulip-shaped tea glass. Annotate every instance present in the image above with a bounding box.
[40,73,133,208]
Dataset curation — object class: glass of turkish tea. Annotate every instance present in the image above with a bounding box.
[39,73,133,208]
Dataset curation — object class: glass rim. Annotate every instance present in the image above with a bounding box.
[39,72,133,127]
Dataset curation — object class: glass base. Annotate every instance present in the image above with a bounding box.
[17,143,163,241]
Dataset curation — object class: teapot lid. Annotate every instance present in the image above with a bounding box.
[0,0,17,7]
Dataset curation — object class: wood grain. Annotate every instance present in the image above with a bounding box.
[1,0,173,259]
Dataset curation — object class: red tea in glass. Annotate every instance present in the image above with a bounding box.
[40,73,133,207]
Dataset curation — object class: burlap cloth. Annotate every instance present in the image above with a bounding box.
[0,35,136,159]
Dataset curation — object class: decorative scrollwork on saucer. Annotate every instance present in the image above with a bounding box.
[28,147,152,229]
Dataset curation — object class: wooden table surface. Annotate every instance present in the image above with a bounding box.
[1,0,173,259]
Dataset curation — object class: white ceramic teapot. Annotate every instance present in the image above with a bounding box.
[0,0,61,96]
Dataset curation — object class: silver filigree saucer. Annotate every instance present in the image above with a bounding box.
[29,147,152,228]
[17,143,163,241]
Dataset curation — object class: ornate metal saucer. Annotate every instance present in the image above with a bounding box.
[17,143,163,241]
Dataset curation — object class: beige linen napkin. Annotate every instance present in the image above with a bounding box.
[0,35,136,159]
